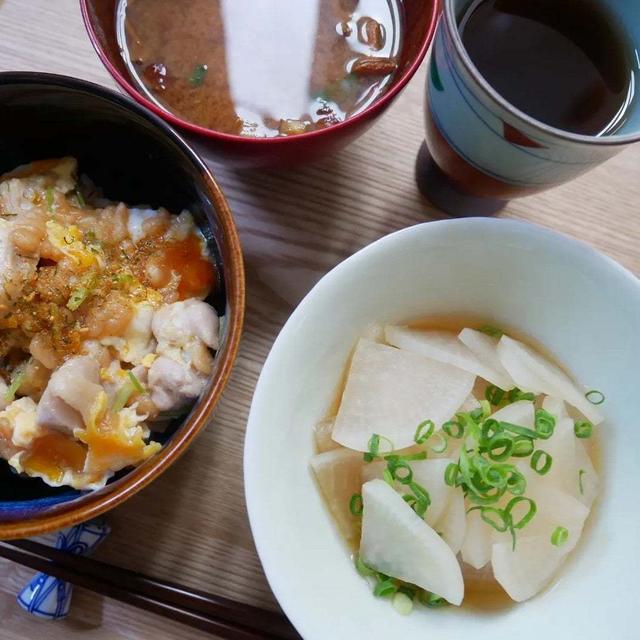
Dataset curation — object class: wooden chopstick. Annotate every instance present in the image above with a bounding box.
[0,539,300,640]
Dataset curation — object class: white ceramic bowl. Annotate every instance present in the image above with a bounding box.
[245,219,640,640]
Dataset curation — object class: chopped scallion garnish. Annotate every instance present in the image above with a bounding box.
[355,554,376,577]
[551,526,569,547]
[111,383,133,413]
[442,419,464,439]
[574,420,593,439]
[373,578,397,598]
[128,371,145,394]
[534,409,556,439]
[478,325,503,338]
[189,63,208,87]
[414,419,435,444]
[4,369,25,403]
[505,496,537,529]
[531,449,552,475]
[75,187,86,208]
[349,493,363,516]
[578,469,586,495]
[507,388,535,403]
[430,432,448,454]
[392,591,413,615]
[585,389,605,405]
[485,384,505,405]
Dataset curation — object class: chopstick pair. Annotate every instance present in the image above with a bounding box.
[0,539,300,640]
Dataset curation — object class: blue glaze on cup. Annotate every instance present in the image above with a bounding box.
[425,0,640,194]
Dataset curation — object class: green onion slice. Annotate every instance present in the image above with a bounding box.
[189,63,208,87]
[505,496,537,529]
[4,369,25,403]
[485,384,505,406]
[486,434,513,462]
[501,421,539,440]
[508,388,535,403]
[443,419,464,439]
[531,450,552,475]
[128,371,145,394]
[479,507,510,532]
[383,468,394,487]
[574,420,593,439]
[75,187,86,208]
[506,469,527,496]
[478,325,503,338]
[414,419,435,444]
[420,591,447,608]
[585,389,605,405]
[111,383,134,413]
[392,591,413,615]
[430,432,448,454]
[355,554,376,577]
[373,578,397,598]
[578,469,586,495]
[389,459,413,485]
[511,436,534,457]
[534,409,556,439]
[349,494,363,516]
[551,526,569,547]
[444,462,459,487]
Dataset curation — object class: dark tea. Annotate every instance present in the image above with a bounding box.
[459,0,634,136]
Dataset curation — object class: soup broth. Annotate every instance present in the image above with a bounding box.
[117,0,403,137]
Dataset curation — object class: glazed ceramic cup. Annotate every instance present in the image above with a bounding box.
[245,218,640,640]
[0,72,244,540]
[417,0,640,216]
[80,0,438,168]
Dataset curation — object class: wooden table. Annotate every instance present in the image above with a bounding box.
[0,1,638,637]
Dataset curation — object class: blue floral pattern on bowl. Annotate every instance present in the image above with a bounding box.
[17,520,110,619]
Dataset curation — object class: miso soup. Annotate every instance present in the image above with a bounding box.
[117,0,404,137]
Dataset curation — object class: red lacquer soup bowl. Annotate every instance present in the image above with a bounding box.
[80,0,440,168]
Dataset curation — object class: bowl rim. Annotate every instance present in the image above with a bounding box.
[244,217,640,638]
[79,0,439,145]
[0,71,245,539]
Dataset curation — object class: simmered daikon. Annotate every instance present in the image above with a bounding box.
[311,322,602,614]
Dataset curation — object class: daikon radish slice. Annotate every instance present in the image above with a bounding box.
[332,339,474,451]
[385,326,513,390]
[435,489,466,554]
[360,479,464,605]
[458,328,516,389]
[497,336,603,424]
[311,448,363,547]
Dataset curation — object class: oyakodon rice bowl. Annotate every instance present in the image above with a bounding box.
[0,157,221,491]
[245,219,640,640]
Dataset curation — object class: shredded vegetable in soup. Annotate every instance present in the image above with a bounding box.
[0,158,221,490]
[311,322,602,612]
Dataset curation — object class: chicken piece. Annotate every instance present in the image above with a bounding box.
[148,355,207,411]
[0,218,37,314]
[37,356,107,434]
[152,298,220,353]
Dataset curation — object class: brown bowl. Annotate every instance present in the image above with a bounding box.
[80,0,440,168]
[0,72,245,539]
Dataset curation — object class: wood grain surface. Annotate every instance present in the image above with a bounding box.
[0,0,638,638]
